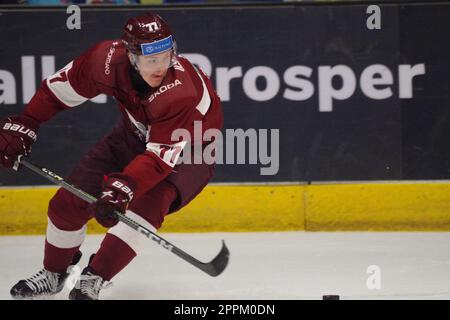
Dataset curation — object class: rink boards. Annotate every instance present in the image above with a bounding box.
[1,3,450,235]
[1,181,450,235]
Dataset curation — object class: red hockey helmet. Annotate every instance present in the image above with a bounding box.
[122,12,175,56]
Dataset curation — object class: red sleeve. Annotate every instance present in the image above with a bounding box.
[22,45,104,123]
[22,80,69,123]
[123,151,174,199]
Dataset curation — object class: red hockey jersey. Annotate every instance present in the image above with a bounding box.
[23,40,224,197]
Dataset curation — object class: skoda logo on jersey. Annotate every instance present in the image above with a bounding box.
[141,36,173,56]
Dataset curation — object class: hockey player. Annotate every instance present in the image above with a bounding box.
[0,12,223,300]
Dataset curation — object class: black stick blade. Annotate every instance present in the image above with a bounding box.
[201,240,230,277]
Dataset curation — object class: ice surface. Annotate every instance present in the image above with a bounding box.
[1,232,450,300]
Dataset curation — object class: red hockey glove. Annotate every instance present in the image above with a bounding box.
[92,173,137,228]
[0,115,39,170]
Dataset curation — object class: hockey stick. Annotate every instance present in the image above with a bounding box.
[20,158,229,277]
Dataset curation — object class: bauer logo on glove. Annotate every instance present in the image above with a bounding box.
[2,122,37,141]
[92,173,137,228]
[0,115,40,169]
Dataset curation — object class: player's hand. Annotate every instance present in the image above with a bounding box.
[92,173,137,228]
[0,115,39,170]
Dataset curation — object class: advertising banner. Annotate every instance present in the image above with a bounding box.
[0,3,448,185]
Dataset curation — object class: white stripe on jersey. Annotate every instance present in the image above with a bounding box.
[46,61,89,107]
[195,71,212,116]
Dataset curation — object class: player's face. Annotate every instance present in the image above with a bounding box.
[134,51,172,87]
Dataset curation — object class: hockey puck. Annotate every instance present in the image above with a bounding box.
[322,295,340,300]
